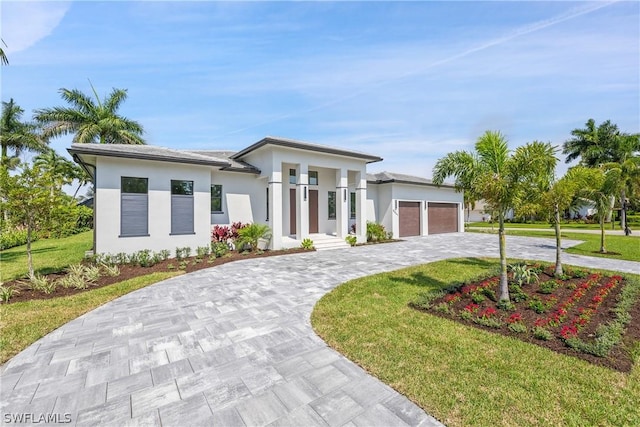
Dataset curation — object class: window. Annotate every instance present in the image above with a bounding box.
[211,184,222,213]
[328,191,336,219]
[350,192,356,219]
[171,180,194,235]
[309,171,318,186]
[120,177,148,237]
[289,169,296,184]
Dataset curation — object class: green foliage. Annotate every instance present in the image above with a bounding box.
[471,293,485,304]
[0,285,17,302]
[300,238,315,250]
[508,322,528,333]
[0,227,32,250]
[25,274,56,294]
[100,263,120,277]
[528,296,548,314]
[509,263,539,286]
[497,299,515,311]
[481,287,497,302]
[83,265,101,283]
[196,245,210,258]
[532,326,553,341]
[539,279,561,294]
[411,289,445,310]
[458,310,473,321]
[236,223,271,252]
[366,222,388,242]
[210,242,229,257]
[345,235,357,247]
[473,316,503,329]
[509,284,528,302]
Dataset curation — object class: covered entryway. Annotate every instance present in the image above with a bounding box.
[399,201,421,237]
[428,202,458,234]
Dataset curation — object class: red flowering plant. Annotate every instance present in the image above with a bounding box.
[479,307,497,319]
[560,325,578,339]
[464,302,479,313]
[444,292,462,304]
[507,313,523,324]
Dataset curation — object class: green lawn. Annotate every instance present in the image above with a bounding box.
[0,231,93,281]
[467,221,636,230]
[311,258,640,427]
[0,271,182,363]
[469,229,640,262]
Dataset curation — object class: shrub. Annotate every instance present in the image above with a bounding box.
[0,227,32,250]
[0,285,17,302]
[509,284,528,302]
[211,222,246,243]
[158,249,171,261]
[83,265,101,283]
[509,263,539,286]
[459,310,473,321]
[539,279,561,294]
[196,246,210,258]
[345,235,357,247]
[411,290,445,310]
[301,238,315,250]
[137,249,153,267]
[528,296,547,314]
[211,242,229,257]
[508,322,528,333]
[236,223,271,252]
[533,326,553,341]
[497,299,515,311]
[366,222,388,242]
[101,263,120,277]
[473,316,503,329]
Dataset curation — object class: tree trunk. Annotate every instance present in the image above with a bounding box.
[27,215,34,277]
[553,204,563,277]
[498,214,510,301]
[621,189,630,236]
[599,215,607,253]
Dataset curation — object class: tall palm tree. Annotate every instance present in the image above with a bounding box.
[1,99,48,169]
[34,83,146,145]
[433,131,556,301]
[563,119,640,232]
[0,39,8,66]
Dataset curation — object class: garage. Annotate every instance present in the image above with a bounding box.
[398,201,421,237]
[428,202,459,234]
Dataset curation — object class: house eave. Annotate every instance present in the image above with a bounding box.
[68,146,229,168]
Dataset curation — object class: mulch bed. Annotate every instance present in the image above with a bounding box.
[3,247,311,304]
[411,266,639,373]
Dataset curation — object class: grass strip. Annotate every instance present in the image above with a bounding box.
[311,258,639,427]
[0,271,181,364]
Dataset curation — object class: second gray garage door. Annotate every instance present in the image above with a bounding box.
[428,202,458,234]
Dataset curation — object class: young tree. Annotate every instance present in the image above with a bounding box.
[33,149,86,196]
[433,131,556,301]
[34,83,146,145]
[3,164,59,276]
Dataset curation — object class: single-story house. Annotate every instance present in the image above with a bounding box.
[69,136,464,255]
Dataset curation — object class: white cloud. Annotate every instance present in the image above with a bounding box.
[1,0,71,54]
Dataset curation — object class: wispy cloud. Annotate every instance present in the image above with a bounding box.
[1,1,71,54]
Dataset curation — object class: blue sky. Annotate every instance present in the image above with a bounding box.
[2,1,638,179]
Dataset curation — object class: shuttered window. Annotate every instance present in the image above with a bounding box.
[171,180,194,235]
[120,177,148,237]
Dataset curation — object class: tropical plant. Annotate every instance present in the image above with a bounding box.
[563,119,640,233]
[236,223,271,252]
[0,39,8,66]
[1,98,48,169]
[33,149,88,197]
[34,83,146,145]
[301,238,315,250]
[433,131,556,301]
[345,235,357,246]
[0,285,17,302]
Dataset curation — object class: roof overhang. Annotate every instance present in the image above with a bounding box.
[231,136,383,164]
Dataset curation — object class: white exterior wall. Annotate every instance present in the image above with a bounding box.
[210,171,266,225]
[366,184,379,224]
[377,184,394,235]
[95,157,211,255]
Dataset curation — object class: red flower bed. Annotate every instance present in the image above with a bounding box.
[411,266,637,372]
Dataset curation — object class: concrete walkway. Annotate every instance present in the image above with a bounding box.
[1,234,638,427]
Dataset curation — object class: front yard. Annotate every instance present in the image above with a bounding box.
[311,258,640,426]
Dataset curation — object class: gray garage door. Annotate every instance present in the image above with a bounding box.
[428,202,458,234]
[399,201,421,237]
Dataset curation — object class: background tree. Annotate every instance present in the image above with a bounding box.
[1,99,48,169]
[430,151,480,224]
[433,131,556,301]
[581,166,622,253]
[34,83,146,145]
[33,149,87,197]
[562,119,640,232]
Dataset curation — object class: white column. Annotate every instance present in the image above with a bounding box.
[459,202,465,232]
[296,163,309,240]
[335,168,349,238]
[268,165,283,250]
[355,170,367,244]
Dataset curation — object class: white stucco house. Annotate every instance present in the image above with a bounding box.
[69,136,464,255]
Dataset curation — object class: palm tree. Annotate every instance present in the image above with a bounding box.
[1,99,48,169]
[433,131,556,301]
[33,149,84,195]
[0,39,8,66]
[34,83,146,145]
[563,119,640,232]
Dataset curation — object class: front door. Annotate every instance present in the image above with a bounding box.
[289,188,319,235]
[309,190,318,233]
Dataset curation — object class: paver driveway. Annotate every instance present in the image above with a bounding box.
[2,233,638,426]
